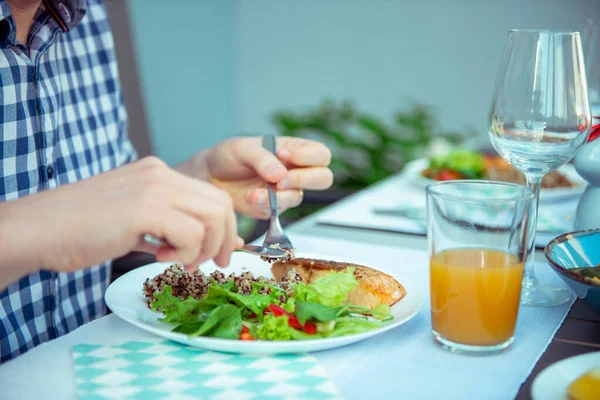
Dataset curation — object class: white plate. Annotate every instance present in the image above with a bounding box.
[531,351,600,400]
[403,158,587,202]
[105,252,424,354]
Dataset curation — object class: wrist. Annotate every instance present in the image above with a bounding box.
[175,150,212,181]
[0,201,41,289]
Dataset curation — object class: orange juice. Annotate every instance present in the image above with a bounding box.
[430,248,524,346]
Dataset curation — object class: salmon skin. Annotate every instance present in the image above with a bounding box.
[271,258,405,309]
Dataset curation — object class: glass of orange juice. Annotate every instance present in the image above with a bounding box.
[426,180,533,354]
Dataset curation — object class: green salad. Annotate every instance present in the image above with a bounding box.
[147,267,392,341]
[423,148,486,181]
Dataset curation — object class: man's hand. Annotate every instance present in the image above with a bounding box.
[0,157,241,289]
[178,137,334,218]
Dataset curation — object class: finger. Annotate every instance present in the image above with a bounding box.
[232,138,288,183]
[149,211,206,264]
[277,138,332,167]
[141,162,231,204]
[276,167,334,190]
[246,189,303,213]
[213,209,238,267]
[198,211,225,263]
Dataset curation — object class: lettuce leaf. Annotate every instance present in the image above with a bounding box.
[293,268,358,307]
[256,315,292,340]
[327,317,383,337]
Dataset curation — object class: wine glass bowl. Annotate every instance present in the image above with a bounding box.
[488,29,592,307]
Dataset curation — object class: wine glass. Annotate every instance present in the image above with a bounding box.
[488,30,592,307]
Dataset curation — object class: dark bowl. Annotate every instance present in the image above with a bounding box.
[545,229,600,314]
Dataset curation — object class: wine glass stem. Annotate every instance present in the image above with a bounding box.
[523,174,543,290]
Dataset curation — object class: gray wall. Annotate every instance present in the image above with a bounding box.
[235,0,600,140]
[116,0,600,163]
[126,0,235,165]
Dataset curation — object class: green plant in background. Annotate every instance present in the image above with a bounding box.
[238,99,476,240]
[272,99,474,190]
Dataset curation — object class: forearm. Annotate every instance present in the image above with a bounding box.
[0,201,41,291]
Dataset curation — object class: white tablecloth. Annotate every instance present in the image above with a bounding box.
[315,174,579,249]
[0,234,573,400]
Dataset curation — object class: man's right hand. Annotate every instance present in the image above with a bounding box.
[0,157,241,288]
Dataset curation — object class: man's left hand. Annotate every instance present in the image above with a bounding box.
[179,136,334,218]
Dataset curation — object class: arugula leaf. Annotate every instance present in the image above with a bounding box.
[206,285,272,315]
[151,286,219,325]
[293,268,358,307]
[295,302,339,325]
[209,307,243,339]
[216,280,236,291]
[189,304,242,339]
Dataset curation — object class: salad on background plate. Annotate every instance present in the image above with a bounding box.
[404,148,587,201]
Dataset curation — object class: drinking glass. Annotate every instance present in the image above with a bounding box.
[427,180,533,354]
[488,30,592,307]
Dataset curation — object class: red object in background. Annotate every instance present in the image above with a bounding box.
[437,169,463,181]
[588,118,600,142]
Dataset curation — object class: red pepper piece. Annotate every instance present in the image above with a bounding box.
[303,322,318,335]
[437,169,462,181]
[287,316,304,330]
[240,332,254,340]
[267,304,287,317]
[266,304,316,333]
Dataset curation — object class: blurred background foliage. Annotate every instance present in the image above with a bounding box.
[238,99,476,240]
[273,99,474,190]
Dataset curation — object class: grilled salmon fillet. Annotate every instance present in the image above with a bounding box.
[271,258,405,309]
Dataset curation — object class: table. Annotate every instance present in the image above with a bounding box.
[289,216,600,400]
[2,185,599,399]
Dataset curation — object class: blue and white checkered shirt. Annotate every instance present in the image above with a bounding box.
[0,0,137,362]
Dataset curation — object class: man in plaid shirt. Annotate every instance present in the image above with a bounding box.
[0,0,333,362]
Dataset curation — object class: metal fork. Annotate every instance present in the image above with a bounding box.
[261,135,294,251]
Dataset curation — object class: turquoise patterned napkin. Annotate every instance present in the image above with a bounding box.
[72,340,341,400]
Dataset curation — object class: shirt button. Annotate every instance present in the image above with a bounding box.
[47,165,54,179]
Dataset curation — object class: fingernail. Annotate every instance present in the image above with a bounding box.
[236,236,244,248]
[278,148,290,160]
[278,178,290,190]
[255,192,267,205]
[267,163,286,178]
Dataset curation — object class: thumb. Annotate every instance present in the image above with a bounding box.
[240,140,288,183]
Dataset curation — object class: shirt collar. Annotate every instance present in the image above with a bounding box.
[0,0,87,46]
[43,0,87,32]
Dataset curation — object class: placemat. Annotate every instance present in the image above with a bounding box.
[72,339,341,400]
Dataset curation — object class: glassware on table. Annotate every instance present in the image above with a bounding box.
[488,30,592,307]
[426,180,533,354]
